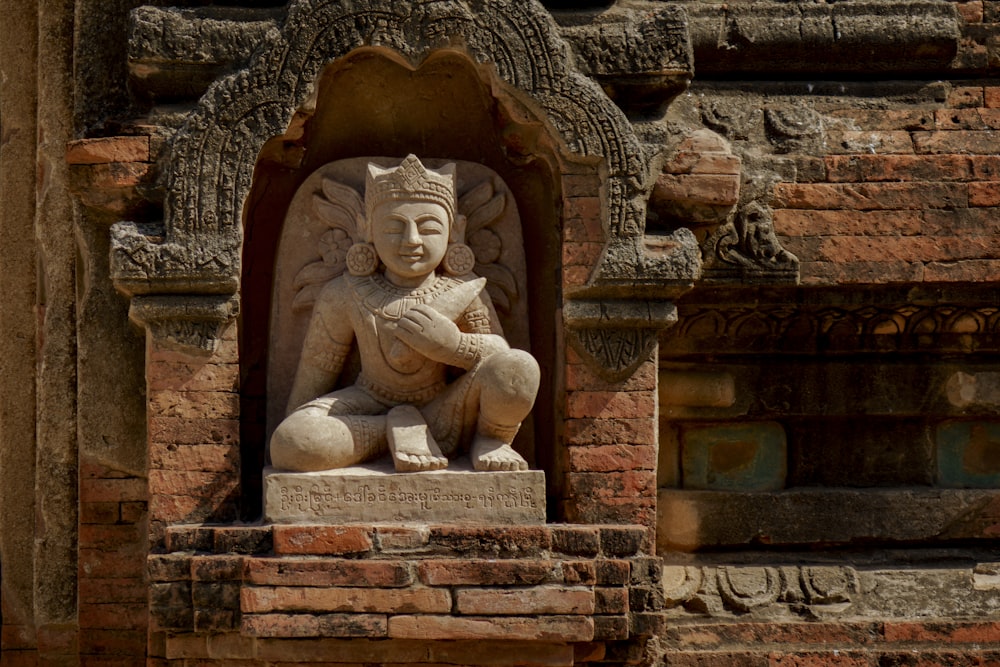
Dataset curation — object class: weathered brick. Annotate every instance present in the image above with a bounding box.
[566,471,657,500]
[915,130,1000,155]
[824,154,982,183]
[149,390,239,420]
[562,561,597,585]
[417,559,562,586]
[935,107,1000,130]
[272,525,373,556]
[80,501,119,524]
[565,356,656,392]
[192,581,240,609]
[244,558,413,588]
[565,495,655,527]
[148,417,239,447]
[593,615,629,641]
[374,525,430,551]
[824,130,913,154]
[78,629,147,656]
[566,390,656,420]
[148,361,238,392]
[814,235,1000,263]
[242,613,388,638]
[78,603,148,630]
[150,581,191,608]
[772,182,968,210]
[550,525,600,556]
[79,547,146,579]
[798,260,924,285]
[203,632,253,659]
[454,586,594,615]
[562,241,604,267]
[924,259,1000,281]
[769,651,869,666]
[79,477,146,503]
[194,608,239,633]
[148,553,192,582]
[969,181,1000,206]
[826,109,935,131]
[564,417,656,446]
[388,614,593,642]
[66,136,150,164]
[190,555,242,581]
[79,577,146,604]
[595,587,629,614]
[567,444,656,472]
[213,526,273,555]
[427,526,550,557]
[150,444,238,472]
[241,585,451,614]
[595,560,630,585]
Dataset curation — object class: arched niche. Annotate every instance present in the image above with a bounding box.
[239,49,564,516]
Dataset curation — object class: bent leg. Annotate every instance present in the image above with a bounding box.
[269,386,388,472]
[472,349,540,471]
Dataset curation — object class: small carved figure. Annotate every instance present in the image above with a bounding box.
[270,155,539,473]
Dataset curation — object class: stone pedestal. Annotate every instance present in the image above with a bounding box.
[264,458,546,524]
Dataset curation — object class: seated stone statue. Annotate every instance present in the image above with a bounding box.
[269,155,539,473]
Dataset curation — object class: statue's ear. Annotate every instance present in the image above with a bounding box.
[451,213,468,245]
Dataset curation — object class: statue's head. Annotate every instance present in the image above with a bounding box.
[360,155,474,282]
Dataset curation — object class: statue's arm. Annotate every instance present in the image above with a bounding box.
[449,291,509,370]
[285,281,354,415]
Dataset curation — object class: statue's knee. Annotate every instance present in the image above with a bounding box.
[269,412,353,472]
[480,349,540,406]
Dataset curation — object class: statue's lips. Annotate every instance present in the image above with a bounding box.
[398,252,424,262]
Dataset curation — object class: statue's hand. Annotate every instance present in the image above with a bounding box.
[395,304,461,363]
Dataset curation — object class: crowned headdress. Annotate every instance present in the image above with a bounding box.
[365,154,457,225]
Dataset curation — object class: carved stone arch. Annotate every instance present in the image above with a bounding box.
[111,0,672,308]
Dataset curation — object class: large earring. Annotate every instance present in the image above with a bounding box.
[346,243,378,276]
[442,242,476,276]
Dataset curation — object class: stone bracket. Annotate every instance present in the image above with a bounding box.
[129,293,239,354]
[565,299,678,382]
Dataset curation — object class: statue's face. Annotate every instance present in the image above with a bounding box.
[371,199,450,282]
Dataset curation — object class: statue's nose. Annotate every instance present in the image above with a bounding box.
[403,220,422,245]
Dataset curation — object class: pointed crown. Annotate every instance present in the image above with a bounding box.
[365,155,457,224]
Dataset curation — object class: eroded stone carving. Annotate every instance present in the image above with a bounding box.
[269,156,539,475]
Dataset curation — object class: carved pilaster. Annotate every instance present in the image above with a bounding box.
[129,294,239,354]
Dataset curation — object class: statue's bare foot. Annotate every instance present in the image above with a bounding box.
[471,436,528,471]
[386,405,447,472]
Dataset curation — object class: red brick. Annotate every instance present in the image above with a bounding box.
[70,161,152,188]
[594,615,630,641]
[594,587,629,614]
[79,548,146,579]
[824,154,979,183]
[242,612,387,638]
[36,624,79,655]
[957,0,985,23]
[454,586,594,615]
[924,259,1000,281]
[935,107,1000,130]
[148,417,239,446]
[550,526,600,556]
[768,652,869,666]
[883,620,1000,643]
[148,390,239,420]
[562,265,592,288]
[79,477,146,503]
[388,614,593,642]
[563,208,604,243]
[565,357,656,392]
[273,525,373,556]
[826,109,935,131]
[566,390,655,420]
[772,182,968,210]
[66,136,150,164]
[653,173,741,207]
[799,260,924,285]
[119,501,146,524]
[78,603,148,630]
[949,86,985,108]
[814,236,1000,263]
[148,361,239,392]
[562,561,597,585]
[566,470,656,500]
[563,173,602,196]
[562,241,603,267]
[664,152,742,176]
[79,523,143,549]
[666,622,883,647]
[774,209,923,237]
[986,86,1000,108]
[148,469,237,497]
[427,526,550,556]
[191,555,242,581]
[417,559,563,586]
[244,558,413,588]
[923,208,1000,235]
[564,417,656,446]
[78,628,146,656]
[149,493,229,524]
[79,578,147,604]
[914,130,1000,155]
[80,501,119,524]
[374,525,429,551]
[567,444,656,472]
[564,495,656,527]
[824,130,913,154]
[242,586,450,614]
[970,181,1000,206]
